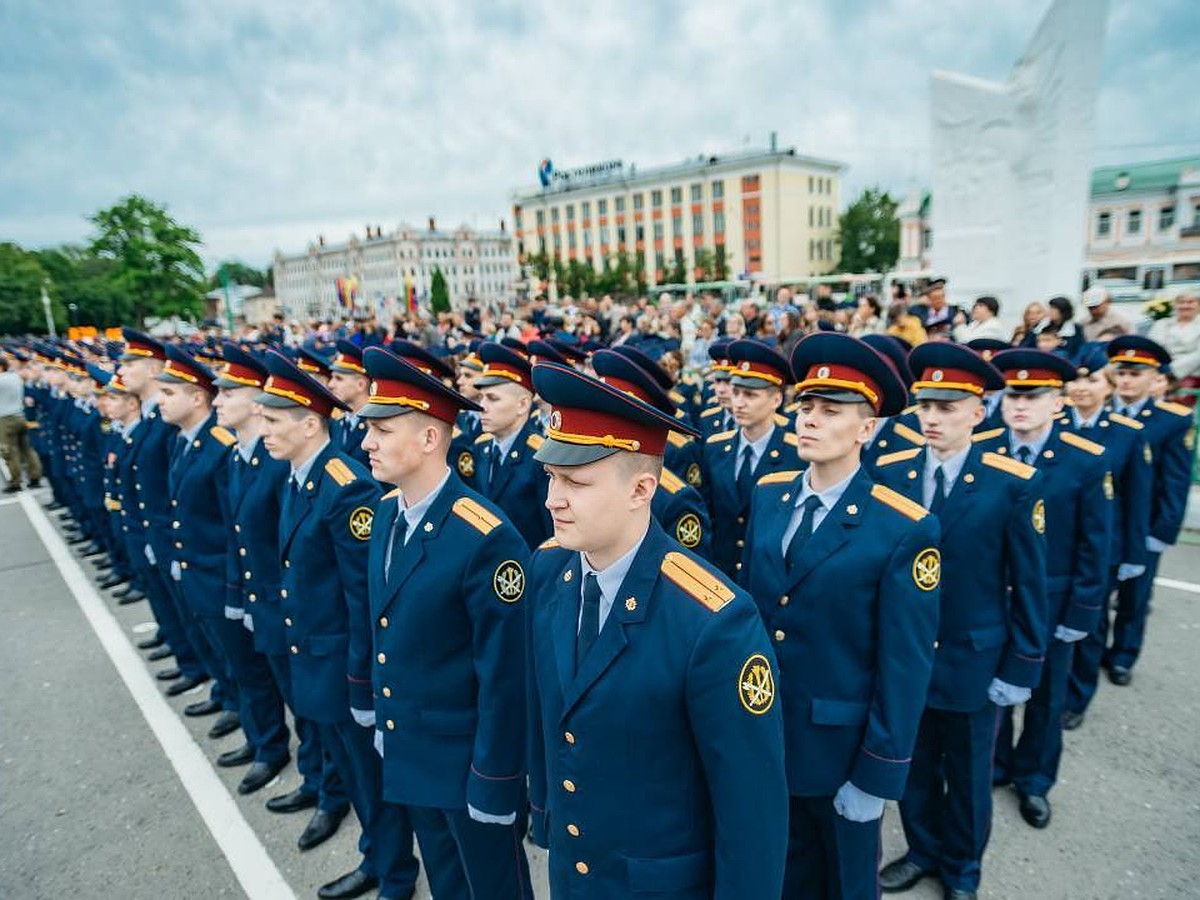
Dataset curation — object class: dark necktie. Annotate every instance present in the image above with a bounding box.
[576,572,601,673]
[930,465,947,515]
[736,443,755,505]
[489,445,502,486]
[1016,446,1033,466]
[785,495,824,570]
[384,515,408,584]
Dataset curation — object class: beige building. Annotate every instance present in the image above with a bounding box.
[511,143,845,288]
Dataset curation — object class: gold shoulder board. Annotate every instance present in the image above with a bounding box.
[876,447,922,467]
[757,470,800,486]
[892,422,927,446]
[972,427,1006,443]
[210,425,236,447]
[475,433,494,445]
[773,412,790,427]
[700,406,722,418]
[1108,412,1144,430]
[783,432,799,447]
[538,537,561,550]
[452,497,500,535]
[659,468,684,494]
[667,431,689,448]
[381,487,401,501]
[452,426,462,439]
[526,433,545,450]
[870,484,928,521]
[668,390,686,405]
[981,451,1036,480]
[1059,431,1105,456]
[325,458,356,486]
[707,429,737,443]
[661,551,733,613]
[1155,400,1192,417]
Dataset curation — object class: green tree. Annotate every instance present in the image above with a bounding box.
[0,242,66,334]
[430,266,450,314]
[693,248,715,281]
[35,245,128,326]
[563,259,595,298]
[88,194,205,324]
[835,187,899,273]
[207,260,268,290]
[664,253,687,286]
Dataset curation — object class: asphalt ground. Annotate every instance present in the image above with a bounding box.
[0,487,1196,899]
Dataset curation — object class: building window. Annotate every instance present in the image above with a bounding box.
[1096,212,1111,237]
[581,201,590,219]
[566,204,575,221]
[617,226,626,244]
[1193,201,1200,226]
[742,174,760,192]
[636,224,645,242]
[553,233,561,250]
[568,231,576,249]
[1127,209,1141,235]
[598,199,608,215]
[692,213,703,236]
[713,211,725,233]
[690,183,702,203]
[653,222,664,240]
[551,208,559,223]
[712,181,724,200]
[615,197,625,213]
[808,208,814,227]
[671,214,681,235]
[809,177,814,193]
[536,210,545,227]
[633,194,643,211]
[583,231,592,248]
[1160,206,1175,230]
[655,252,665,271]
[922,229,932,251]
[601,226,610,245]
[670,186,682,204]
[651,190,662,207]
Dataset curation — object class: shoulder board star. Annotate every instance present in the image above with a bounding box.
[1059,431,1105,456]
[707,429,737,443]
[210,425,237,447]
[892,422,927,446]
[870,484,929,521]
[876,447,922,467]
[325,458,357,486]
[1107,412,1144,430]
[452,497,500,534]
[659,468,685,494]
[661,551,733,613]
[972,427,1006,443]
[981,451,1037,480]
[757,469,800,486]
[1155,400,1192,417]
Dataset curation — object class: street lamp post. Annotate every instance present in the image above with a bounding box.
[41,281,56,337]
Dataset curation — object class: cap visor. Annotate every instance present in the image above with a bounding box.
[155,371,189,385]
[255,391,302,409]
[1004,385,1059,396]
[474,375,523,389]
[797,388,872,406]
[913,387,980,402]
[533,438,621,467]
[212,375,258,389]
[357,402,416,420]
[729,375,774,389]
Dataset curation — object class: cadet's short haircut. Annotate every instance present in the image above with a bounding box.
[618,452,664,482]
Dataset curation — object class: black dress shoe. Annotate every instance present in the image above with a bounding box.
[155,667,183,682]
[2,484,21,494]
[81,543,106,557]
[298,808,348,851]
[880,858,933,893]
[136,635,164,650]
[45,501,64,511]
[378,893,417,900]
[147,646,174,662]
[117,589,146,605]
[27,478,41,488]
[99,574,129,590]
[115,584,139,600]
[1108,665,1133,686]
[67,534,90,546]
[217,742,255,767]
[209,710,242,739]
[266,787,318,814]
[184,698,222,717]
[90,553,113,566]
[1018,792,1051,828]
[165,674,210,696]
[238,757,289,794]
[945,890,977,900]
[317,869,378,899]
[1061,710,1084,730]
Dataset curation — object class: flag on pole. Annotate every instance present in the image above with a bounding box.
[405,272,417,313]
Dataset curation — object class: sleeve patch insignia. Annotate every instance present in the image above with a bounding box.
[1103,472,1114,500]
[457,450,475,478]
[686,462,702,487]
[675,513,703,549]
[349,506,374,541]
[912,548,941,591]
[1032,499,1046,534]
[738,653,776,715]
[493,560,525,603]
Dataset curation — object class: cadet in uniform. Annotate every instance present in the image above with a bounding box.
[1072,336,1192,693]
[859,334,925,473]
[876,343,1047,900]
[358,347,533,899]
[981,350,1112,829]
[700,339,801,578]
[526,360,788,899]
[697,340,735,437]
[741,333,941,900]
[257,350,419,900]
[327,340,372,467]
[466,342,551,549]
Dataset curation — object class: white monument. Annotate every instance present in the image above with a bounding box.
[930,0,1108,314]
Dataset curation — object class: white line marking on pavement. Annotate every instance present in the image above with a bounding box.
[0,496,21,507]
[19,493,297,900]
[1155,576,1200,596]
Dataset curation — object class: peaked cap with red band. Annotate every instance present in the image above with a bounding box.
[531,361,699,467]
[991,348,1077,393]
[590,349,676,415]
[331,339,367,376]
[359,347,480,424]
[256,349,348,418]
[790,332,908,416]
[120,328,167,362]
[389,339,455,382]
[908,342,1004,401]
[213,342,268,389]
[475,341,533,392]
[156,344,217,393]
[727,339,792,389]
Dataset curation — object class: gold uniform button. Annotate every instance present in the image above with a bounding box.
[575,862,589,875]
[564,731,576,745]
[234,524,241,533]
[377,652,387,664]
[779,595,789,606]
[174,542,182,550]
[774,629,786,642]
[284,560,291,568]
[280,588,287,598]
[567,824,580,837]
[239,547,246,556]
[386,720,395,730]
[934,640,941,650]
[382,686,391,698]
[284,617,292,627]
[290,645,298,654]
[737,516,745,525]
[138,502,145,510]
[248,594,257,603]
[180,562,188,570]
[562,779,576,793]
[244,571,252,580]
[171,499,178,507]
[172,521,180,529]
[736,539,744,548]
[379,617,389,628]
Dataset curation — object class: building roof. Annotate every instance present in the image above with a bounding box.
[1090,156,1200,196]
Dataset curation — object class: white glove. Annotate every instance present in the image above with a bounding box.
[468,805,517,826]
[988,678,1031,707]
[832,781,885,822]
[1145,536,1168,554]
[1054,624,1088,643]
[169,560,182,582]
[224,605,244,621]
[242,613,255,632]
[144,543,156,566]
[1117,563,1146,582]
[350,707,375,728]
[373,729,384,758]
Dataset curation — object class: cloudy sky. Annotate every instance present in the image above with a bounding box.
[1,0,1196,271]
